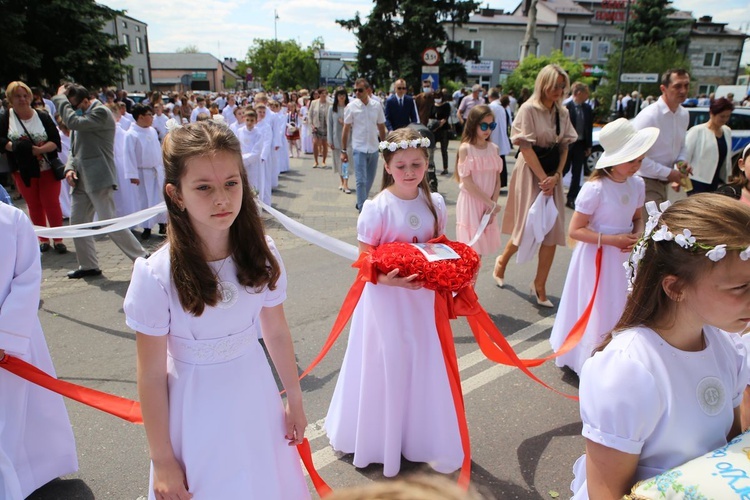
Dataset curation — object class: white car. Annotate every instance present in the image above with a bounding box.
[588,107,750,173]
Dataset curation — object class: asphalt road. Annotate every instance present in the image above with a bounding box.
[23,142,585,500]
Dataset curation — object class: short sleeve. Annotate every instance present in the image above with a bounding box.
[579,348,662,455]
[264,236,287,308]
[457,145,475,178]
[376,103,386,125]
[633,176,646,209]
[357,199,382,246]
[343,104,353,125]
[431,192,447,235]
[727,332,750,407]
[124,257,171,336]
[573,180,602,215]
[510,104,535,147]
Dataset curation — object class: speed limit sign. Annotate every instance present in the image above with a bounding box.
[422,48,440,66]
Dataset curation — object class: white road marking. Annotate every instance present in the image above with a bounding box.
[302,314,558,475]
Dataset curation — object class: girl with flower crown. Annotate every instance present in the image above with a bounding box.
[569,194,750,499]
[454,104,503,257]
[325,128,462,477]
[549,118,653,376]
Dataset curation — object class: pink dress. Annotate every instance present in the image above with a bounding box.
[455,142,503,255]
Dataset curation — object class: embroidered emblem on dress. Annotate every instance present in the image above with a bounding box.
[407,213,422,230]
[696,376,726,416]
[216,281,239,309]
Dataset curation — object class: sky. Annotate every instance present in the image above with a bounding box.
[99,0,750,64]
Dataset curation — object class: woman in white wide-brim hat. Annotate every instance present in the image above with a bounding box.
[549,118,659,376]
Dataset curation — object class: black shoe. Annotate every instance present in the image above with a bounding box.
[141,228,151,240]
[67,268,102,279]
[158,223,167,235]
[565,200,576,210]
[54,243,68,254]
[39,243,51,253]
[440,170,450,176]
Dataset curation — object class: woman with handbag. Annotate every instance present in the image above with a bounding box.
[285,101,301,157]
[0,81,67,253]
[492,64,577,307]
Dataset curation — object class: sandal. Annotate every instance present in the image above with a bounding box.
[492,255,505,288]
[344,188,352,194]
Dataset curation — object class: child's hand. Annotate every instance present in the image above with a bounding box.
[152,457,192,500]
[612,233,639,252]
[378,268,424,289]
[284,399,307,446]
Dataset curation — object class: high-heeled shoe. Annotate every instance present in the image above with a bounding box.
[529,282,554,308]
[492,255,505,288]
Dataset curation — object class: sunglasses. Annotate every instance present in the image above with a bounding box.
[354,88,365,93]
[479,121,497,131]
[396,86,406,90]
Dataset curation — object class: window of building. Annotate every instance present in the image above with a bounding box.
[698,84,716,95]
[123,34,130,48]
[563,35,576,58]
[126,68,134,85]
[597,37,610,60]
[139,68,146,85]
[462,40,483,57]
[580,35,593,60]
[135,25,140,32]
[469,28,479,33]
[121,20,127,28]
[136,37,143,54]
[703,52,722,67]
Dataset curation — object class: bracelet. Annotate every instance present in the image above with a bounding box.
[597,232,602,248]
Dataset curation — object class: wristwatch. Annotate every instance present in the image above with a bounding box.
[341,149,347,154]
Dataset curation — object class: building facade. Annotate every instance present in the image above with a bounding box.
[101,14,152,92]
[150,53,240,93]
[450,1,746,92]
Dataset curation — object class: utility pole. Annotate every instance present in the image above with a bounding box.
[520,0,539,61]
[274,10,279,41]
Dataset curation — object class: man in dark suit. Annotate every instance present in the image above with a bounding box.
[564,82,593,209]
[384,79,418,131]
[53,84,147,278]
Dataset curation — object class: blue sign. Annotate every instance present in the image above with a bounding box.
[421,72,439,91]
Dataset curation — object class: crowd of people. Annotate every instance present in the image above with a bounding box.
[1,64,750,500]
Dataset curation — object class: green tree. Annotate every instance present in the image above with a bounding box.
[627,0,690,47]
[176,45,201,54]
[505,51,592,96]
[245,39,319,89]
[337,0,481,90]
[0,0,129,89]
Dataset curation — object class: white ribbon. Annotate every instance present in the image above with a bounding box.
[467,213,491,248]
[34,203,167,238]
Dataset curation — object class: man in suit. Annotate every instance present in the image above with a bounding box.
[53,84,147,279]
[564,82,593,209]
[384,79,418,131]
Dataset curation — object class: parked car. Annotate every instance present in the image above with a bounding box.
[587,106,750,173]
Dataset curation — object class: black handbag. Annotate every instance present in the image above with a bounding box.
[530,108,561,176]
[15,111,66,181]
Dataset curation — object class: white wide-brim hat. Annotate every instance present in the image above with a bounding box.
[596,118,659,169]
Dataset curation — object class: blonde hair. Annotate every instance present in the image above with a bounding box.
[528,64,569,110]
[6,81,32,103]
[326,474,489,500]
[380,128,440,238]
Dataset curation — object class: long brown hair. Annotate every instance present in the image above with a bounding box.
[596,194,750,352]
[162,121,281,316]
[453,105,494,182]
[380,128,440,238]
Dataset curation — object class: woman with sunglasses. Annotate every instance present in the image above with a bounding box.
[454,105,503,257]
[493,64,577,307]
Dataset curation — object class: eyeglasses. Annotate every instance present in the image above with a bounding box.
[553,83,566,90]
[354,88,365,93]
[479,121,497,131]
[396,87,406,90]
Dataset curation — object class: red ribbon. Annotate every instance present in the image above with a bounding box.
[0,354,332,496]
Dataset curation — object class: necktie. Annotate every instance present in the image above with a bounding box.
[399,97,403,108]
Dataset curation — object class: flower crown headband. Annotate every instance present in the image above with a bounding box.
[624,200,750,291]
[378,137,431,153]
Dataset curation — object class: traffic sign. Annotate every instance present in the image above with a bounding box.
[421,65,439,91]
[620,73,659,83]
[422,48,440,66]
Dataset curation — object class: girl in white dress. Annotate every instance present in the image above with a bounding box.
[325,128,462,477]
[570,193,750,499]
[549,119,654,375]
[124,121,310,500]
[0,202,78,499]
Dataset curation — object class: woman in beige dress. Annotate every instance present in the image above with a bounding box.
[492,64,577,307]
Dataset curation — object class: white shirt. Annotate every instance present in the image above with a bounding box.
[152,114,168,141]
[238,126,265,168]
[343,98,385,154]
[123,125,162,180]
[190,105,210,123]
[632,96,689,181]
[119,112,134,131]
[222,104,238,125]
[488,100,511,155]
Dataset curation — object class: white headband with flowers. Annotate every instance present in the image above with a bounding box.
[624,200,750,291]
[378,137,431,153]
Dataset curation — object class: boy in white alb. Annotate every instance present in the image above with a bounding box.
[124,104,165,239]
[253,104,274,205]
[222,95,238,125]
[152,103,169,142]
[190,96,211,123]
[118,102,134,131]
[229,106,245,137]
[238,109,269,197]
